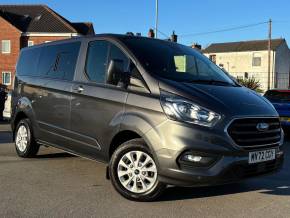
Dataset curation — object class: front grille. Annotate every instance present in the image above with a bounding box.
[227,118,281,150]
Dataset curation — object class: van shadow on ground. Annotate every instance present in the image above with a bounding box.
[160,178,290,201]
[36,152,75,159]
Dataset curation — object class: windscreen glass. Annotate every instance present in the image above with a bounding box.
[121,38,235,86]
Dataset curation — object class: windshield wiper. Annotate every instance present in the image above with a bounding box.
[185,79,237,86]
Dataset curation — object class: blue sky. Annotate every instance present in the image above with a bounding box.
[2,0,290,47]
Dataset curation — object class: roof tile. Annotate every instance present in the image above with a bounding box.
[203,39,286,53]
[0,4,94,34]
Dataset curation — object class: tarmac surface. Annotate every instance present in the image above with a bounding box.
[1,122,290,218]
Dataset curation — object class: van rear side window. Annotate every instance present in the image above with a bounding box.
[38,42,81,81]
[17,48,41,76]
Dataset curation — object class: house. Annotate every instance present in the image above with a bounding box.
[203,39,290,91]
[0,4,95,89]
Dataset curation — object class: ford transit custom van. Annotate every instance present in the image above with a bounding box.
[12,34,284,201]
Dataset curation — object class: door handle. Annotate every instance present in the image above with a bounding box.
[73,86,84,93]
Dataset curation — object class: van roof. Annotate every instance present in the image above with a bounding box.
[20,34,172,51]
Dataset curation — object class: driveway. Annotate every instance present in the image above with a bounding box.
[0,122,290,218]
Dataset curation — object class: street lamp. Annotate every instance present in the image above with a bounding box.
[155,0,158,38]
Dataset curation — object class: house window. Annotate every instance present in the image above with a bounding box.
[2,72,11,85]
[1,40,11,53]
[252,53,261,66]
[209,55,216,64]
[28,41,34,47]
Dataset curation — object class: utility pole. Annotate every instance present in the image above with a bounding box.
[155,0,159,38]
[267,19,272,90]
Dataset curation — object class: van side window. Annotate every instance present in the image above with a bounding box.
[56,50,79,81]
[85,40,109,83]
[38,42,80,80]
[108,44,130,72]
[17,48,41,76]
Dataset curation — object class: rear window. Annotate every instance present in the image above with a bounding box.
[17,48,41,76]
[264,90,290,101]
[38,42,81,81]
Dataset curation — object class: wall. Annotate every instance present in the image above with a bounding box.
[0,17,21,89]
[204,50,275,91]
[275,42,290,89]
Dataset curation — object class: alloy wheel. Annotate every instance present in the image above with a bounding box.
[117,150,158,194]
[16,125,28,152]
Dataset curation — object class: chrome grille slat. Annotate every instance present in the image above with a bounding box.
[233,122,280,127]
[236,135,281,143]
[227,118,281,150]
[231,128,280,135]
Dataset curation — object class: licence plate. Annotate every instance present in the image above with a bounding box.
[249,149,276,164]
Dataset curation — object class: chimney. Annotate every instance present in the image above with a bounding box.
[126,32,134,36]
[171,31,177,42]
[148,28,155,38]
[191,43,202,50]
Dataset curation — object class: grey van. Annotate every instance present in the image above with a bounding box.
[12,34,284,201]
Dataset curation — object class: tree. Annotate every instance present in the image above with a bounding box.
[236,76,263,93]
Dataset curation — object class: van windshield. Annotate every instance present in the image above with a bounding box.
[121,37,236,86]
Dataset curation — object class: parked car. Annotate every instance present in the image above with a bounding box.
[11,34,284,201]
[0,85,7,121]
[264,89,290,127]
[3,91,12,120]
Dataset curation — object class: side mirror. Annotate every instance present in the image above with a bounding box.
[130,77,145,88]
[107,59,125,85]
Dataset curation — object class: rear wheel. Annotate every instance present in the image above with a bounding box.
[15,119,40,158]
[109,139,166,201]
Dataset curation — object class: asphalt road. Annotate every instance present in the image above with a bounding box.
[1,122,290,218]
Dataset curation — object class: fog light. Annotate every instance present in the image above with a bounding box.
[179,152,219,167]
[183,155,202,162]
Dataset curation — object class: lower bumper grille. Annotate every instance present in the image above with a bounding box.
[228,158,283,179]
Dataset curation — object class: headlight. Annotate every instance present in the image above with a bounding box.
[160,91,221,127]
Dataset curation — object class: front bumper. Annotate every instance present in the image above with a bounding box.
[157,149,284,187]
[145,119,284,187]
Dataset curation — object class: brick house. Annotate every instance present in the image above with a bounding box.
[0,5,95,89]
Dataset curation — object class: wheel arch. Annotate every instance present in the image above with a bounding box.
[12,97,38,140]
[109,130,142,158]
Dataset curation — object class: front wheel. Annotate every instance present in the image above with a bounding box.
[109,139,166,201]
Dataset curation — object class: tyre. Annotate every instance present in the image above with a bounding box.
[109,139,166,201]
[15,118,40,158]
